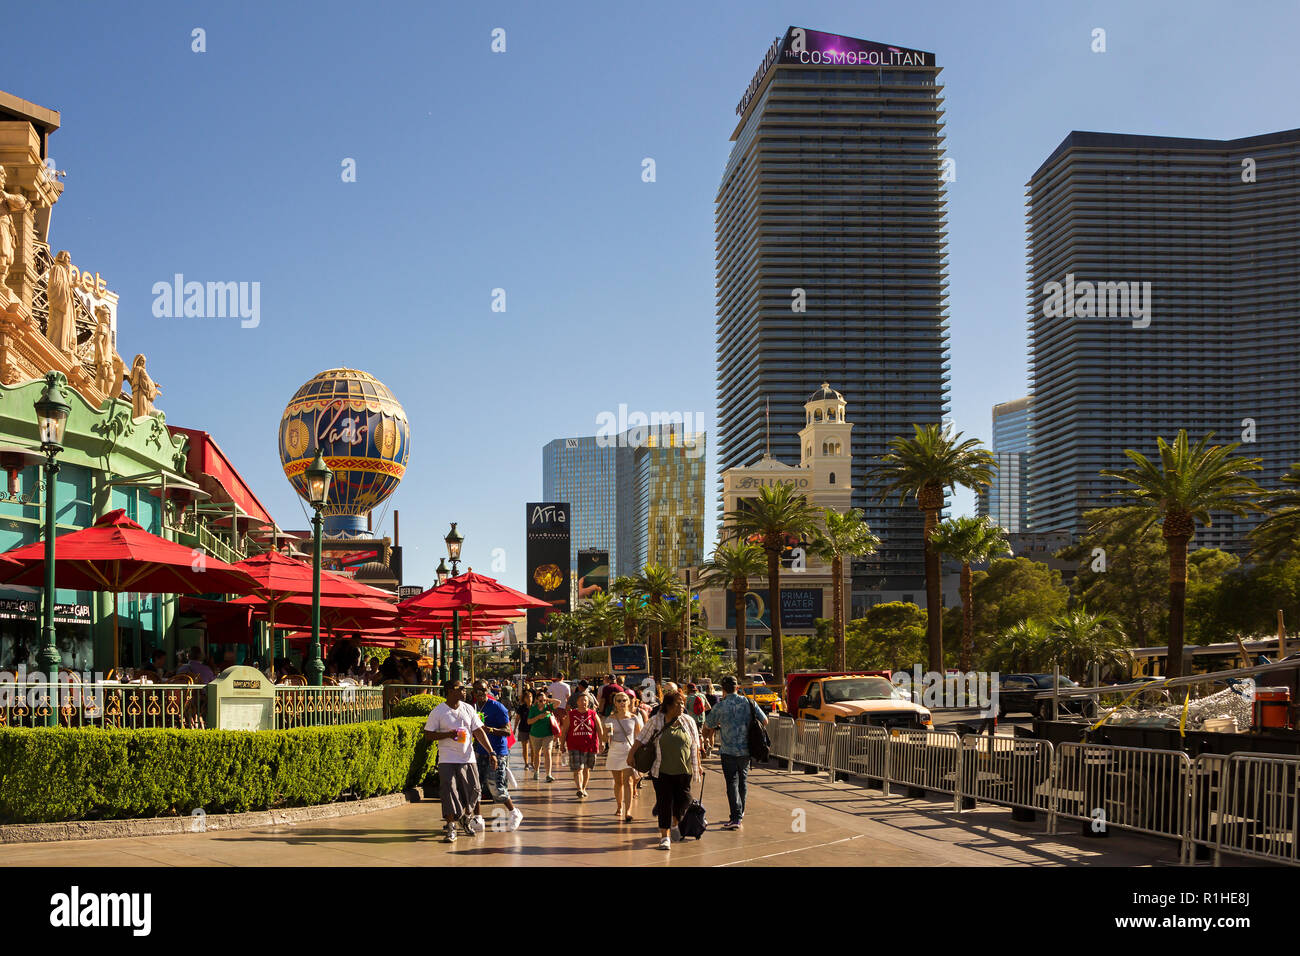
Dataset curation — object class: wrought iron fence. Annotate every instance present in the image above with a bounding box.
[274,685,384,728]
[0,681,206,729]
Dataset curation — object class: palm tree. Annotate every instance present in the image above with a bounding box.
[1250,464,1300,561]
[984,619,1049,673]
[724,483,821,687]
[698,540,767,678]
[1042,608,1132,683]
[930,516,1011,672]
[810,509,881,671]
[631,563,684,681]
[650,597,691,682]
[610,575,644,645]
[1102,430,1264,678]
[873,424,995,672]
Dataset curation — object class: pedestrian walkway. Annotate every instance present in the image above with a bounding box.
[0,744,1192,866]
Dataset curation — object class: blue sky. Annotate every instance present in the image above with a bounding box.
[6,0,1297,592]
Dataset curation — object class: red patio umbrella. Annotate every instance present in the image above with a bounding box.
[0,509,261,669]
[398,572,542,679]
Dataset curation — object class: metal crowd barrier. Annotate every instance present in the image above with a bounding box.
[1204,753,1300,866]
[959,733,1055,814]
[1049,742,1194,863]
[761,718,1300,867]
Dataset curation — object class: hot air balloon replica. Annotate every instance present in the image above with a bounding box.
[278,368,410,537]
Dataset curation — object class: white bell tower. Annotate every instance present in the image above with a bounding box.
[798,382,853,510]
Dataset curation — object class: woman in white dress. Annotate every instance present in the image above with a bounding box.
[602,691,643,823]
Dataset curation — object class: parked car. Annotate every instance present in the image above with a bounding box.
[738,682,785,715]
[998,673,1096,718]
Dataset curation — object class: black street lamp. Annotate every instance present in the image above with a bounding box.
[34,372,70,727]
[437,625,448,686]
[303,450,333,687]
[435,557,450,587]
[444,522,463,576]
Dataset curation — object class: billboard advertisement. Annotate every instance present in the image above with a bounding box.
[525,502,570,643]
[576,549,610,601]
[725,587,824,632]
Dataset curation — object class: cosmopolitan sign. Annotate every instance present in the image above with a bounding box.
[735,26,933,116]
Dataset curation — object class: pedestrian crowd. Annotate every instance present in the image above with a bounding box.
[423,671,767,849]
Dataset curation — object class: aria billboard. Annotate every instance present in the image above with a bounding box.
[736,26,933,116]
[526,502,570,643]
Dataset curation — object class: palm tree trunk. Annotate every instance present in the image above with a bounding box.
[960,562,973,672]
[767,547,784,687]
[1167,536,1190,679]
[923,506,943,673]
[833,555,845,671]
[734,579,747,680]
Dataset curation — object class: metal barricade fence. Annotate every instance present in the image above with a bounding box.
[835,724,890,791]
[792,718,836,771]
[1190,752,1231,856]
[887,728,963,796]
[1051,742,1194,863]
[1210,753,1300,866]
[958,733,1056,813]
[766,717,796,761]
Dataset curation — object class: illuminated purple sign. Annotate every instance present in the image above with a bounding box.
[736,27,933,116]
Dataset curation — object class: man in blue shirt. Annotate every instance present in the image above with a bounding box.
[703,675,767,830]
[471,680,523,832]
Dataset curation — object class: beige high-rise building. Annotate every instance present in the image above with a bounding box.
[701,384,853,649]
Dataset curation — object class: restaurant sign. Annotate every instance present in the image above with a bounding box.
[0,599,91,626]
[205,665,274,731]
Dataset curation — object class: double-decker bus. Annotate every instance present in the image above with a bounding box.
[577,644,650,690]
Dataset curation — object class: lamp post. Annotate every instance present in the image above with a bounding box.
[303,450,333,687]
[34,372,70,728]
[450,610,462,684]
[437,625,448,687]
[436,557,449,587]
[444,522,463,577]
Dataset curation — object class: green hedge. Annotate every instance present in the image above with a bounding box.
[390,694,444,718]
[0,717,438,825]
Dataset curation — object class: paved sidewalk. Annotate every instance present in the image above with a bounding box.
[0,747,1189,867]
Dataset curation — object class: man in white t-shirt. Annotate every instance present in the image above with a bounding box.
[424,679,497,843]
[547,673,573,762]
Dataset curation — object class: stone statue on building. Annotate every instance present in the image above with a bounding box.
[127,353,160,417]
[0,166,31,305]
[93,304,125,397]
[46,249,76,354]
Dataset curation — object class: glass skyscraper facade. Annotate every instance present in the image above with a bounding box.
[978,396,1031,533]
[1026,129,1300,552]
[716,27,950,594]
[541,428,707,584]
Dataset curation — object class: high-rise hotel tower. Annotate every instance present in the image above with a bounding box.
[1026,129,1300,552]
[715,27,950,603]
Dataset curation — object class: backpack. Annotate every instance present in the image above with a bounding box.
[747,699,771,762]
[678,775,708,839]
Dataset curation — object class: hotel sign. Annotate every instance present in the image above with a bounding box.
[736,26,934,116]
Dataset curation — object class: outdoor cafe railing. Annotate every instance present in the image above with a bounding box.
[0,681,206,729]
[274,686,384,728]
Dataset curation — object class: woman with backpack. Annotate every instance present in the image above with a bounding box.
[626,691,702,851]
[602,690,644,822]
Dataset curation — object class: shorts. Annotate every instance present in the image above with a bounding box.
[568,750,597,770]
[476,752,511,802]
[530,734,553,747]
[439,761,480,820]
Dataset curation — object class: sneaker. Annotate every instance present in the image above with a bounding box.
[657,837,671,850]
[470,814,486,834]
[546,774,555,784]
[721,821,740,831]
[624,814,633,824]
[507,808,524,831]
[444,823,457,843]
[576,790,584,799]
[533,770,540,781]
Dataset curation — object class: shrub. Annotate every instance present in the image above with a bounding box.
[0,717,438,825]
[390,694,444,718]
